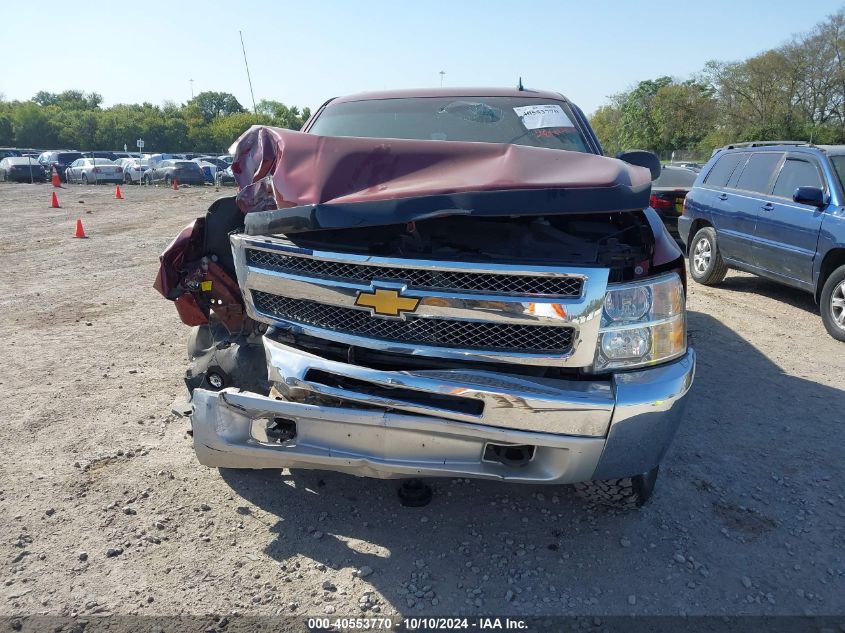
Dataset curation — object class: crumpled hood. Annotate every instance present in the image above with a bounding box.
[230,125,652,235]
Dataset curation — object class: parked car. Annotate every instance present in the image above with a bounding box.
[143,159,205,186]
[217,154,233,165]
[680,141,845,341]
[650,165,698,242]
[146,153,175,168]
[0,157,47,182]
[38,151,84,182]
[192,158,217,183]
[674,162,702,172]
[215,165,236,186]
[0,148,21,160]
[117,158,151,184]
[156,88,695,508]
[65,158,124,184]
[81,151,119,162]
[196,156,229,170]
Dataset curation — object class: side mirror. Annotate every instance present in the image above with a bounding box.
[616,150,662,181]
[793,186,826,208]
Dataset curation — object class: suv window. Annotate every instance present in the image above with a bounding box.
[703,152,745,187]
[734,152,783,194]
[772,159,823,199]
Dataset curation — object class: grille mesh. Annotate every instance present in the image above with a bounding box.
[252,291,573,354]
[246,249,583,297]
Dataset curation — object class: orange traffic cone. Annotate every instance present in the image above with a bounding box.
[51,167,61,188]
[115,185,123,199]
[172,178,179,190]
[50,191,60,208]
[73,218,87,239]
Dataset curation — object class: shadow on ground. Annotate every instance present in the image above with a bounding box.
[717,275,819,315]
[217,310,845,615]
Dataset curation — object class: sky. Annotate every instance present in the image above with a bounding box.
[1,0,843,116]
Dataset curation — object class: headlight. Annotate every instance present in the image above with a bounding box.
[593,272,686,371]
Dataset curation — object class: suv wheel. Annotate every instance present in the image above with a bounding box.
[574,466,660,509]
[820,264,845,342]
[689,227,728,285]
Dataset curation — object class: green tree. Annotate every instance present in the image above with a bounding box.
[651,81,717,150]
[12,103,53,147]
[0,114,12,145]
[616,76,674,151]
[33,90,102,110]
[189,91,246,124]
[589,104,624,155]
[257,100,312,130]
[209,112,273,152]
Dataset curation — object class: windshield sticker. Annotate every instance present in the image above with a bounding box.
[532,127,575,138]
[513,104,574,130]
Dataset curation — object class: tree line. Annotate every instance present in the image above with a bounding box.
[0,90,311,153]
[591,8,845,158]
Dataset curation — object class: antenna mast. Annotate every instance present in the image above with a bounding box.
[239,30,257,114]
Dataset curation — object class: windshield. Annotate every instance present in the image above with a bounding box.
[309,96,590,153]
[58,152,83,162]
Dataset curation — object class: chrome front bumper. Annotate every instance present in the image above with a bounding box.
[190,338,695,484]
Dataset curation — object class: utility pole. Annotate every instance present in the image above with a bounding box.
[439,70,445,87]
[190,79,194,99]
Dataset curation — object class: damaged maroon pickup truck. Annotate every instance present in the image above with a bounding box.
[155,88,695,507]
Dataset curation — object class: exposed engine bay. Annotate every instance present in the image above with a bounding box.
[287,211,654,283]
[164,197,660,393]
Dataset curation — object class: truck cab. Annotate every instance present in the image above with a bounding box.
[158,88,696,507]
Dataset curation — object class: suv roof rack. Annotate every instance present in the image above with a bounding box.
[721,140,810,150]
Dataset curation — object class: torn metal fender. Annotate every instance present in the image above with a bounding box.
[153,202,248,333]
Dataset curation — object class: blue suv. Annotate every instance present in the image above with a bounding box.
[679,142,845,341]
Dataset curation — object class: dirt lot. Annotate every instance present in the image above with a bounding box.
[1,181,843,619]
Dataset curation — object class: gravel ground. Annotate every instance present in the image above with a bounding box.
[1,181,843,618]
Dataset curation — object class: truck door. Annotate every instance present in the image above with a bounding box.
[752,155,825,287]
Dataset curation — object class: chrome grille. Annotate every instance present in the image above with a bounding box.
[246,248,583,297]
[252,291,574,354]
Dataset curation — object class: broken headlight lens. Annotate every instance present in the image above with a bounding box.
[593,272,686,371]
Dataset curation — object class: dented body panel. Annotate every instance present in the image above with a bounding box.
[156,89,695,488]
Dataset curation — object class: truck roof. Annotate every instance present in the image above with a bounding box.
[329,87,571,105]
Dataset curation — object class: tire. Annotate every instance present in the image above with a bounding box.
[689,227,728,285]
[124,171,132,184]
[164,175,171,186]
[820,264,845,342]
[82,174,89,185]
[574,466,660,509]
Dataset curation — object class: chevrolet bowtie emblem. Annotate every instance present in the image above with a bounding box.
[355,288,420,317]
